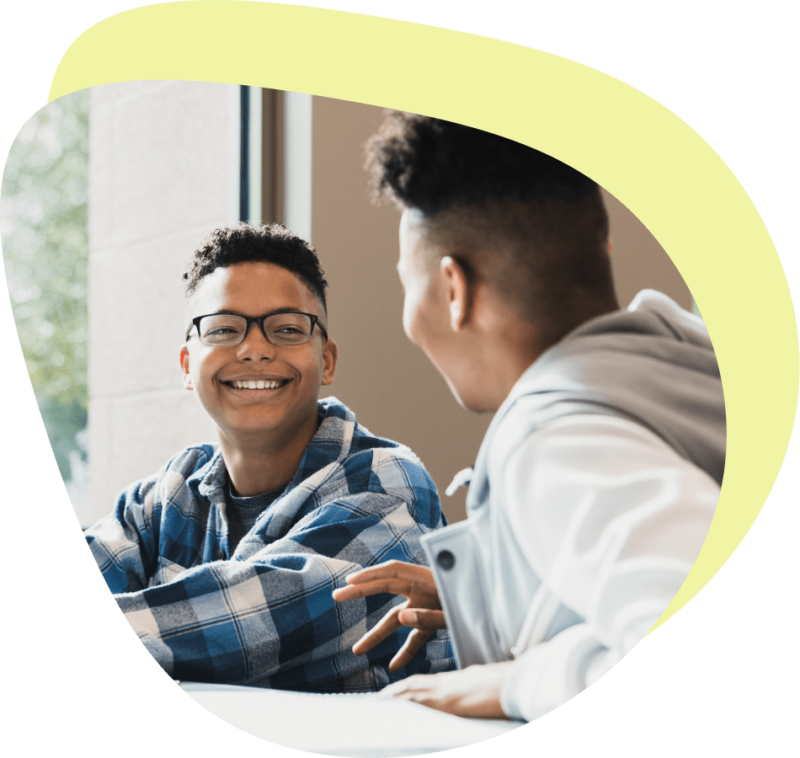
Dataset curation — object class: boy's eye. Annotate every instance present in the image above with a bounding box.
[198,315,248,344]
[204,326,243,338]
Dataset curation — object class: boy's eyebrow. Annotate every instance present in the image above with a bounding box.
[207,306,320,318]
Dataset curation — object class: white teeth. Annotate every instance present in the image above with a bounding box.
[232,379,284,389]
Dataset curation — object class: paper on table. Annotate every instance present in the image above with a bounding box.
[181,681,521,757]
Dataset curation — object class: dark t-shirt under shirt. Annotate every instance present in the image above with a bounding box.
[226,482,283,552]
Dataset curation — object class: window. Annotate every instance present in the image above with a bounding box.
[1,89,90,513]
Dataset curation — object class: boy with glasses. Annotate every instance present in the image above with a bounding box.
[334,113,725,720]
[85,223,452,691]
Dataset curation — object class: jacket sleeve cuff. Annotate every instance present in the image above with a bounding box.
[499,625,606,722]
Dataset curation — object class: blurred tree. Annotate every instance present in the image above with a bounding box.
[1,89,89,482]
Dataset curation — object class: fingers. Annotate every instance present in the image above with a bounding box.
[331,584,363,602]
[349,604,441,663]
[344,561,434,587]
[351,606,404,655]
[333,562,440,608]
[333,578,417,603]
[376,674,434,704]
[351,607,444,658]
[333,560,444,665]
[376,676,418,699]
[397,608,447,630]
[388,628,433,672]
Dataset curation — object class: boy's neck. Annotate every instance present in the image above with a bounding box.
[218,412,321,497]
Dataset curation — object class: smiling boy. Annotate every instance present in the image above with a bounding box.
[84,223,452,691]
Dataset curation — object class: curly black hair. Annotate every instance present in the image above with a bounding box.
[183,223,328,311]
[365,112,604,217]
[364,112,616,332]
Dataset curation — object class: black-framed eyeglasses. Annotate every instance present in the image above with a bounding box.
[185,311,328,347]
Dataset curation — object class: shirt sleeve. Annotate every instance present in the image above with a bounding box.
[497,415,720,721]
[112,490,453,690]
[84,474,162,594]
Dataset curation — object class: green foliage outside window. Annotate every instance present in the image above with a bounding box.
[1,90,89,482]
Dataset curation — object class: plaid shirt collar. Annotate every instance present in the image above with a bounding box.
[189,397,358,505]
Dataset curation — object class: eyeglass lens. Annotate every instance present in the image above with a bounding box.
[197,313,315,346]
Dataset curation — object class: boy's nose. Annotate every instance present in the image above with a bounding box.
[237,322,277,360]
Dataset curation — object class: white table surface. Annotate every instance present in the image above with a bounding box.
[181,681,521,756]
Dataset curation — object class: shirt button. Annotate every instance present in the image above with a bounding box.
[436,550,455,570]
[217,549,226,560]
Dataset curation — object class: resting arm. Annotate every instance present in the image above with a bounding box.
[112,494,449,689]
[498,415,720,720]
[84,476,163,594]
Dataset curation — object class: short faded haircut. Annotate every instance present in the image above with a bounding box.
[365,112,616,334]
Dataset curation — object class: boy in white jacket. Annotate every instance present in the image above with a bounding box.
[333,113,724,720]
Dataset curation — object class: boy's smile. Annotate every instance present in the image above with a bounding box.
[180,261,337,447]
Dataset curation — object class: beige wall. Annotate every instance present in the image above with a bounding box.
[86,87,692,527]
[602,188,691,310]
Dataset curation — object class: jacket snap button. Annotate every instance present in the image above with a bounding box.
[437,550,455,570]
[217,549,226,560]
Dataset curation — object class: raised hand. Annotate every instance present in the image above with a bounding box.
[333,560,446,671]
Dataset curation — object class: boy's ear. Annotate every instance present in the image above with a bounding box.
[321,338,339,386]
[180,345,193,391]
[440,256,471,331]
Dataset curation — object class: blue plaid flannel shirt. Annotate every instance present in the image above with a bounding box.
[85,397,454,691]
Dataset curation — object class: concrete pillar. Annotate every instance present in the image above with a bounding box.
[86,81,239,525]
